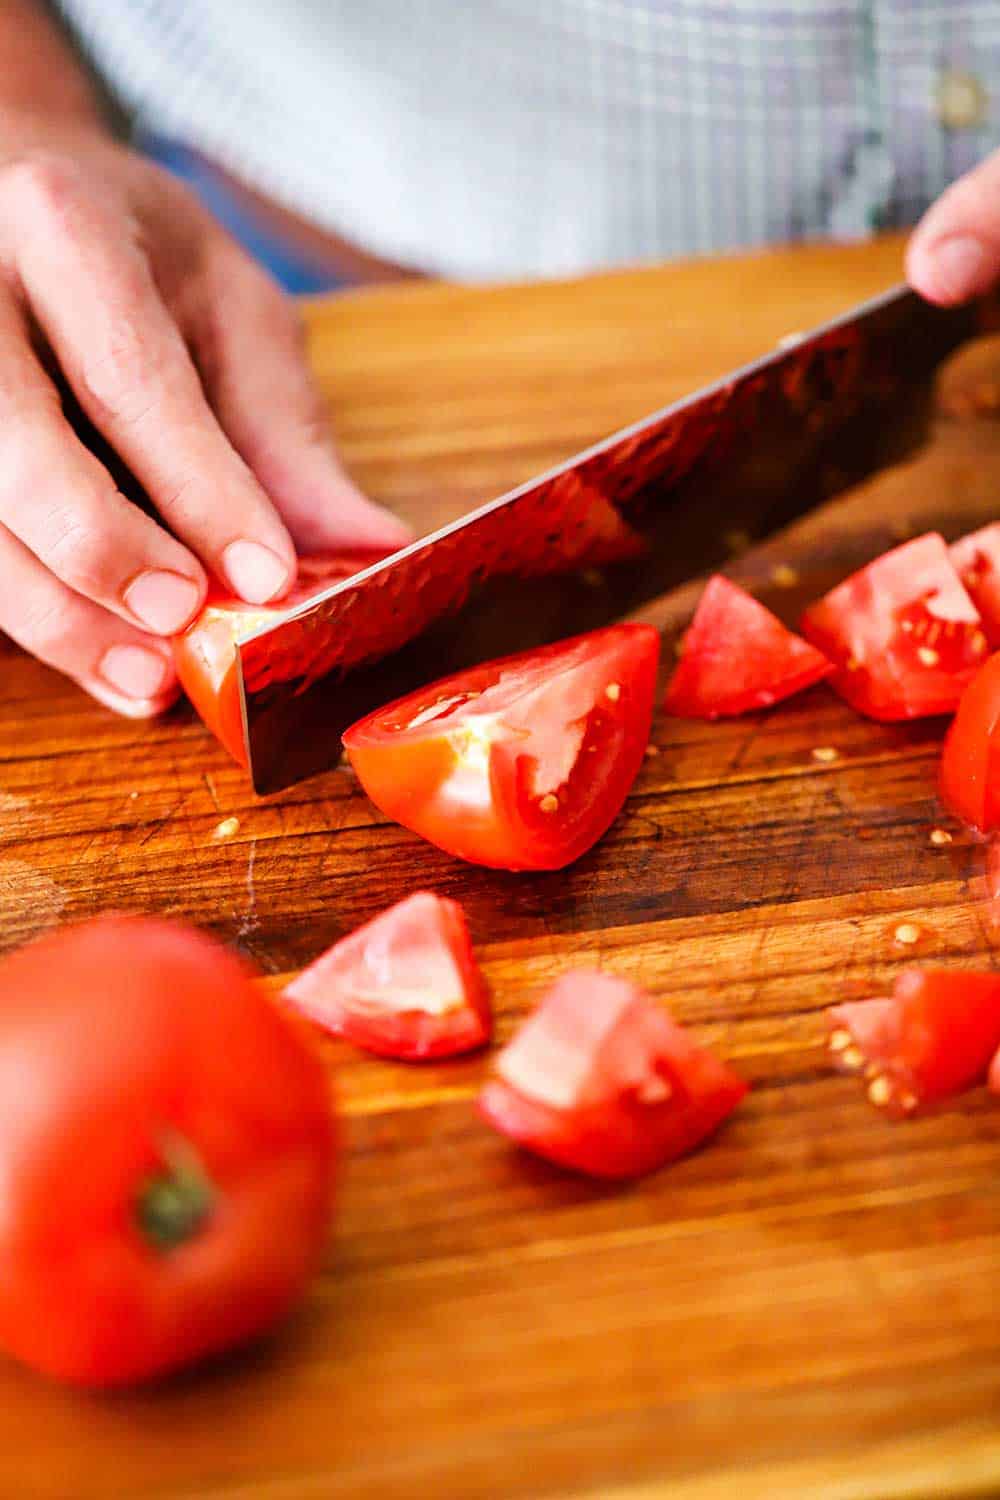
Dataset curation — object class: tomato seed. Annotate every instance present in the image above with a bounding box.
[929,828,953,846]
[211,817,241,841]
[771,563,799,587]
[829,1029,852,1053]
[840,1046,864,1071]
[811,745,838,763]
[604,682,621,702]
[538,794,559,813]
[644,744,660,758]
[972,630,988,655]
[916,646,940,667]
[867,1075,892,1107]
[900,1091,919,1113]
[893,922,921,946]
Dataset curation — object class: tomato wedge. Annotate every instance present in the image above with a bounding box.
[940,650,1000,834]
[284,892,490,1060]
[0,916,334,1387]
[664,574,831,718]
[478,971,747,1179]
[173,552,387,766]
[343,624,660,871]
[829,967,1000,1117]
[950,524,1000,647]
[800,533,987,721]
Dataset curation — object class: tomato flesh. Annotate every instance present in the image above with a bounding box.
[664,574,831,718]
[940,650,1000,834]
[800,533,987,721]
[0,916,334,1387]
[284,892,490,1060]
[950,524,1000,647]
[829,967,1000,1117]
[173,552,387,766]
[478,971,747,1178]
[343,624,660,871]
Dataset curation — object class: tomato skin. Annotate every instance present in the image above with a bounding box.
[829,968,1000,1117]
[664,574,831,718]
[284,892,490,1060]
[0,916,334,1387]
[951,525,1000,647]
[940,651,1000,834]
[801,533,986,721]
[479,972,747,1179]
[343,625,660,872]
[173,552,388,767]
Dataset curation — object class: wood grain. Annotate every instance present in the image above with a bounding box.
[3,234,1000,1499]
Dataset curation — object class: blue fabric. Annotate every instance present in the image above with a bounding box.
[139,132,343,295]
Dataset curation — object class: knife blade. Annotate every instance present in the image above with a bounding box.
[238,284,981,792]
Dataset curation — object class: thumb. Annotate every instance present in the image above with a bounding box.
[907,147,1000,305]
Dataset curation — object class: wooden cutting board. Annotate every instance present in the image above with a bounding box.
[3,235,1000,1500]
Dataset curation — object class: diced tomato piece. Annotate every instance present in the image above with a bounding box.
[989,1043,1000,1095]
[664,574,831,718]
[478,971,747,1179]
[950,524,1000,647]
[173,552,388,766]
[828,967,1000,1116]
[284,892,490,1060]
[800,534,987,721]
[940,651,1000,834]
[343,624,660,871]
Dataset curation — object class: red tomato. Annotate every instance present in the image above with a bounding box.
[478,971,747,1179]
[800,533,987,721]
[664,574,831,718]
[940,650,1000,834]
[0,916,334,1387]
[284,892,490,1060]
[951,524,1000,647]
[343,625,660,871]
[173,552,387,766]
[829,967,1000,1117]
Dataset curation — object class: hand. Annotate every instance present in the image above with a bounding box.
[0,134,410,717]
[907,145,1000,307]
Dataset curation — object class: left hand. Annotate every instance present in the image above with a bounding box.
[907,145,1000,304]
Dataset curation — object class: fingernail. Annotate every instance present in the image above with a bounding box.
[222,540,290,603]
[928,236,990,301]
[99,644,174,700]
[125,570,202,635]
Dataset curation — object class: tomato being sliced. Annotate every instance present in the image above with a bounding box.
[664,574,831,718]
[0,916,334,1387]
[950,524,1000,647]
[173,551,388,766]
[828,967,1000,1117]
[800,533,987,721]
[940,650,1000,834]
[284,892,490,1060]
[343,624,660,871]
[478,971,747,1179]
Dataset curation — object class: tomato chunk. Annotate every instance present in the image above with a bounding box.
[940,650,1000,834]
[479,971,747,1179]
[343,624,660,871]
[664,574,831,718]
[829,967,1000,1117]
[284,892,490,1060]
[800,533,987,721]
[0,916,334,1387]
[950,524,1000,647]
[173,551,388,766]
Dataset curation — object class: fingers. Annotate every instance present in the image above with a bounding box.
[0,285,208,637]
[187,248,412,554]
[907,147,1000,305]
[0,521,179,718]
[0,154,297,603]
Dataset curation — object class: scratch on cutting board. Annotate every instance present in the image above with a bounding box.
[0,859,66,946]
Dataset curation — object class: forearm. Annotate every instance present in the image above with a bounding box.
[0,1,109,148]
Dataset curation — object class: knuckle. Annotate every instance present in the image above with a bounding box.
[78,311,186,428]
[0,152,84,225]
[41,490,117,597]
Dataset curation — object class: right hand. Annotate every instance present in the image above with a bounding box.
[0,134,410,717]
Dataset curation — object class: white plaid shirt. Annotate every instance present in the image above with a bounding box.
[56,1,1000,280]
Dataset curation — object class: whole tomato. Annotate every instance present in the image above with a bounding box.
[0,916,335,1387]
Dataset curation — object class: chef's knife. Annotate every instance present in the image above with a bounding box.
[237,285,984,792]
